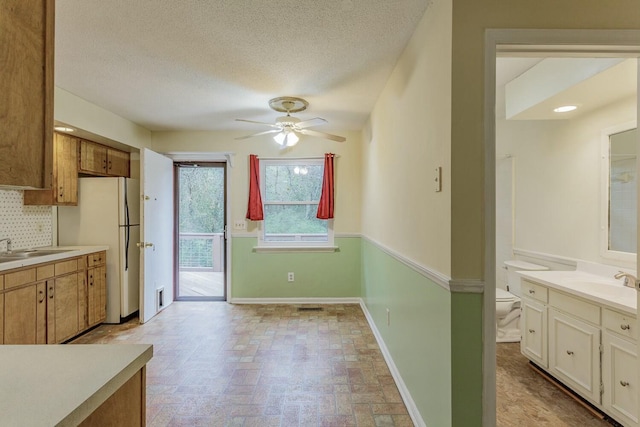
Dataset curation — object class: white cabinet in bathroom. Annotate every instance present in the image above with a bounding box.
[520,279,549,368]
[548,307,601,403]
[521,299,548,368]
[602,308,638,427]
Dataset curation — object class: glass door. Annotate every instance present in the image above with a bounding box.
[174,162,226,301]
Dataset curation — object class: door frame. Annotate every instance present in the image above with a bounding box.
[173,161,228,301]
[484,29,640,425]
[165,152,234,302]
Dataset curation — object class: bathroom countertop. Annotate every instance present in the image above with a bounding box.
[518,269,636,315]
[0,344,152,426]
[0,245,109,272]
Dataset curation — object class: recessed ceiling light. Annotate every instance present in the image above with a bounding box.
[553,105,578,113]
[54,126,75,132]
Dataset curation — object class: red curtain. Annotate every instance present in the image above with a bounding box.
[246,154,264,221]
[316,153,335,220]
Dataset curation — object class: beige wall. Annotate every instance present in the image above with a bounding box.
[54,87,152,150]
[363,0,452,276]
[151,130,362,235]
[451,0,640,280]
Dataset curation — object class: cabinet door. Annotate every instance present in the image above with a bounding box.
[88,265,106,326]
[549,308,601,403]
[0,0,54,188]
[53,133,78,205]
[80,140,107,175]
[603,332,638,426]
[521,299,547,368]
[4,282,47,344]
[107,148,130,177]
[50,274,80,343]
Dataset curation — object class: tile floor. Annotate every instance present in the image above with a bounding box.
[72,302,413,427]
[496,342,614,426]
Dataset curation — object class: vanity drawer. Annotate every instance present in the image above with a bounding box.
[549,289,600,325]
[603,308,637,342]
[87,251,106,267]
[522,280,548,303]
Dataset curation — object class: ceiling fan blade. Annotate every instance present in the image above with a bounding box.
[235,118,281,129]
[299,128,346,143]
[235,129,281,140]
[295,117,327,129]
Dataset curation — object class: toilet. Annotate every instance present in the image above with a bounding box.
[496,260,548,342]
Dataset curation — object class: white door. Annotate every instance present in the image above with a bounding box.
[140,148,174,323]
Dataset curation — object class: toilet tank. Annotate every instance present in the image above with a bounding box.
[504,260,548,297]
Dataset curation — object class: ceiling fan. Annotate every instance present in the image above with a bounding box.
[235,97,346,147]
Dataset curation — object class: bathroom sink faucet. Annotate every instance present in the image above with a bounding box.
[614,271,638,288]
[0,238,11,253]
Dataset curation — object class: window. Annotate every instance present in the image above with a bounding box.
[258,159,334,248]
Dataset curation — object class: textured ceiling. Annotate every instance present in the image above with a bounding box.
[55,0,431,133]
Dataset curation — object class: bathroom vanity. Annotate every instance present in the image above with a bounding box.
[518,264,637,427]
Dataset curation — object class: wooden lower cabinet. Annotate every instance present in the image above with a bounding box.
[48,273,84,344]
[4,282,47,344]
[1,251,106,345]
[79,368,146,427]
[87,265,106,327]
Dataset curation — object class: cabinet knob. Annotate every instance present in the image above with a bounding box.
[620,381,630,387]
[529,289,535,294]
[621,324,631,330]
[38,290,45,303]
[528,329,535,333]
[566,350,574,356]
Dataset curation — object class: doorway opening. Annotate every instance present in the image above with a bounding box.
[174,162,227,301]
[486,31,640,426]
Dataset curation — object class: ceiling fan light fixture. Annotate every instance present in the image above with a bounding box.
[273,132,287,146]
[285,131,299,147]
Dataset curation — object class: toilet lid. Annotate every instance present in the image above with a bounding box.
[496,288,517,302]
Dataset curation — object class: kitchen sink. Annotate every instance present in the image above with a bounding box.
[0,249,72,261]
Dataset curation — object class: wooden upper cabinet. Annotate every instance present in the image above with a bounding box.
[80,140,108,175]
[80,140,130,178]
[0,0,54,188]
[24,132,79,206]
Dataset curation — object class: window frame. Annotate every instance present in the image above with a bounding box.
[256,158,335,251]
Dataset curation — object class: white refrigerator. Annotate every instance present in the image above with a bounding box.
[58,177,140,324]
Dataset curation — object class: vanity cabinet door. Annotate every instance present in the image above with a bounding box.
[521,298,547,368]
[549,308,601,404]
[602,332,638,427]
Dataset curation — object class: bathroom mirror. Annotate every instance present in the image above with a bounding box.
[601,124,637,260]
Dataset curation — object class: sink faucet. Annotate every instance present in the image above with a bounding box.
[614,271,638,288]
[0,238,11,253]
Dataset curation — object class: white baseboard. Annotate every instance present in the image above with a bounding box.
[358,299,426,427]
[229,297,361,304]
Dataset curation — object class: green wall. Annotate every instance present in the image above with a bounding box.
[361,238,453,427]
[231,236,361,299]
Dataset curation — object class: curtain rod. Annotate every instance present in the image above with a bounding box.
[257,155,340,160]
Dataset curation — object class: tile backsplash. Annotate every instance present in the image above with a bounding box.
[0,189,53,250]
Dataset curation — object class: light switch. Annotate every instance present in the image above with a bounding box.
[233,220,247,230]
[434,167,442,192]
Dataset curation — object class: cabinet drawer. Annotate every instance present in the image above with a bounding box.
[603,309,637,342]
[87,251,106,267]
[522,280,548,303]
[36,263,55,280]
[4,268,36,290]
[55,259,79,276]
[549,290,600,325]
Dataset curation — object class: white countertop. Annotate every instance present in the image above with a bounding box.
[0,246,109,272]
[518,269,637,315]
[0,344,153,426]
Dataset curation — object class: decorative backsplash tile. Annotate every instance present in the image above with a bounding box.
[0,189,53,250]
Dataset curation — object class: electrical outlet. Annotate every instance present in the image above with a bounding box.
[288,272,295,282]
[36,222,44,233]
[434,167,442,192]
[233,220,247,230]
[386,308,390,326]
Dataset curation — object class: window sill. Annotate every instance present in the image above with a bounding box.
[253,245,338,253]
